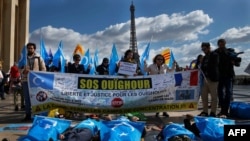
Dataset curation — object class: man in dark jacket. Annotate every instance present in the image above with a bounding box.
[214,39,235,118]
[96,58,109,75]
[198,42,219,117]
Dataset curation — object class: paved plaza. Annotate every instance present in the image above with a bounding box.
[0,85,249,140]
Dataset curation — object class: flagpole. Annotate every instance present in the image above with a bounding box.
[198,65,208,84]
[40,28,42,57]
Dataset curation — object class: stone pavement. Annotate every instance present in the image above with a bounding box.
[0,85,249,141]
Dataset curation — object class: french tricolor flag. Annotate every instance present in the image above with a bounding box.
[174,70,198,86]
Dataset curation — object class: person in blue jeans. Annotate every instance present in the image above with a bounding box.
[19,43,47,121]
[214,39,235,118]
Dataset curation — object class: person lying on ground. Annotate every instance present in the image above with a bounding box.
[183,114,200,137]
[58,118,100,141]
[156,121,196,141]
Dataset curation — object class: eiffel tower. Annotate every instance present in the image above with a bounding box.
[129,1,140,66]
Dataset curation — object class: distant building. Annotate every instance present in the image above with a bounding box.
[234,75,250,85]
[0,0,30,72]
[129,2,140,67]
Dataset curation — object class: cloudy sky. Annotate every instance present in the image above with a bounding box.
[28,0,250,75]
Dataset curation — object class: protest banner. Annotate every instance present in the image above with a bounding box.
[28,70,201,114]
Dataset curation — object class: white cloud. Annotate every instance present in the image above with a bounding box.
[214,26,250,75]
[135,10,213,42]
[28,10,249,75]
[217,26,250,43]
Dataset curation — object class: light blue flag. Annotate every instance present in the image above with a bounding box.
[59,48,66,73]
[74,118,99,135]
[162,123,195,140]
[58,40,63,49]
[18,45,27,68]
[194,116,235,141]
[112,44,119,62]
[48,48,53,61]
[140,42,150,75]
[109,44,119,75]
[39,38,49,66]
[29,71,54,90]
[17,115,71,141]
[81,49,90,71]
[100,120,145,141]
[89,57,96,75]
[168,50,175,69]
[52,40,63,67]
[47,48,53,68]
[94,49,99,68]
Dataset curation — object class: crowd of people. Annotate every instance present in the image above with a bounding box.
[0,38,238,125]
[193,39,236,119]
[0,38,242,141]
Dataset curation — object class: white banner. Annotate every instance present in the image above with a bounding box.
[28,70,201,114]
[118,61,137,76]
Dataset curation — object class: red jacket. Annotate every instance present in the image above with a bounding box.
[10,65,20,78]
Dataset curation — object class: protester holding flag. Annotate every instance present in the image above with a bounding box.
[198,42,219,117]
[116,49,141,76]
[96,58,109,75]
[67,54,90,74]
[19,42,46,121]
[144,54,176,118]
[144,54,175,75]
